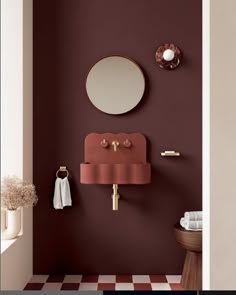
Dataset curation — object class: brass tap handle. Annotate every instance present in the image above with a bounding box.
[100,139,109,148]
[123,139,132,148]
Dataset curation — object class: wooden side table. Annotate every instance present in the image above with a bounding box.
[174,223,202,290]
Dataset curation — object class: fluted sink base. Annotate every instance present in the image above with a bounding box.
[80,162,151,184]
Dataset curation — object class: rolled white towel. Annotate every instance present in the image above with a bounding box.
[184,211,202,221]
[180,217,187,228]
[185,220,202,230]
[180,217,202,231]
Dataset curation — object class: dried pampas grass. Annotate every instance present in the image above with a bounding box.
[1,176,38,210]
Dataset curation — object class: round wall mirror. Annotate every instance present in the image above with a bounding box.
[86,56,145,115]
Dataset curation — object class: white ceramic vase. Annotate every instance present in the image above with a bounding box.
[1,208,21,240]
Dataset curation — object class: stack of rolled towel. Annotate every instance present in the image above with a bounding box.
[180,211,202,231]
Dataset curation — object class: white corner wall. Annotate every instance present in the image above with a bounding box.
[1,0,33,290]
[1,0,23,178]
[202,0,210,290]
[210,0,236,290]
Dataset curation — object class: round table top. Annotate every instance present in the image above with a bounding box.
[174,223,202,252]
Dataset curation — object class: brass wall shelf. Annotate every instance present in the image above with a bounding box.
[160,151,180,157]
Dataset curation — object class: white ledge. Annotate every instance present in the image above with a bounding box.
[1,238,18,254]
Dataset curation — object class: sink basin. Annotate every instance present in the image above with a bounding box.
[80,133,151,211]
[80,133,151,185]
[80,162,151,184]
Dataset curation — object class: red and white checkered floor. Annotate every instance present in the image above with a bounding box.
[24,274,183,290]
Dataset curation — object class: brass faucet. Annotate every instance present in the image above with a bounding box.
[112,184,120,211]
[112,140,119,152]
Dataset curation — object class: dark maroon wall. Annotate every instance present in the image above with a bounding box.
[33,0,202,274]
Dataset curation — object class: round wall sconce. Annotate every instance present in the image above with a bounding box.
[155,44,182,70]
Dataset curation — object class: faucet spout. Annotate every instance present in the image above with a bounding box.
[112,140,119,152]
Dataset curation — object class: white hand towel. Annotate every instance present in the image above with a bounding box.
[184,211,202,221]
[61,177,72,207]
[53,178,63,209]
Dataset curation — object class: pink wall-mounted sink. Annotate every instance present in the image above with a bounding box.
[80,133,151,184]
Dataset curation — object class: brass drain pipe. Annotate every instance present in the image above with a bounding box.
[112,184,120,211]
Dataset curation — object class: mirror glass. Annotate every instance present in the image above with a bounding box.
[86,56,145,115]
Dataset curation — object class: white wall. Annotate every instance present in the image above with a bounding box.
[203,0,210,289]
[210,0,236,289]
[1,0,23,178]
[1,0,33,290]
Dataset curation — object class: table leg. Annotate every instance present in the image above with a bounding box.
[181,251,202,290]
